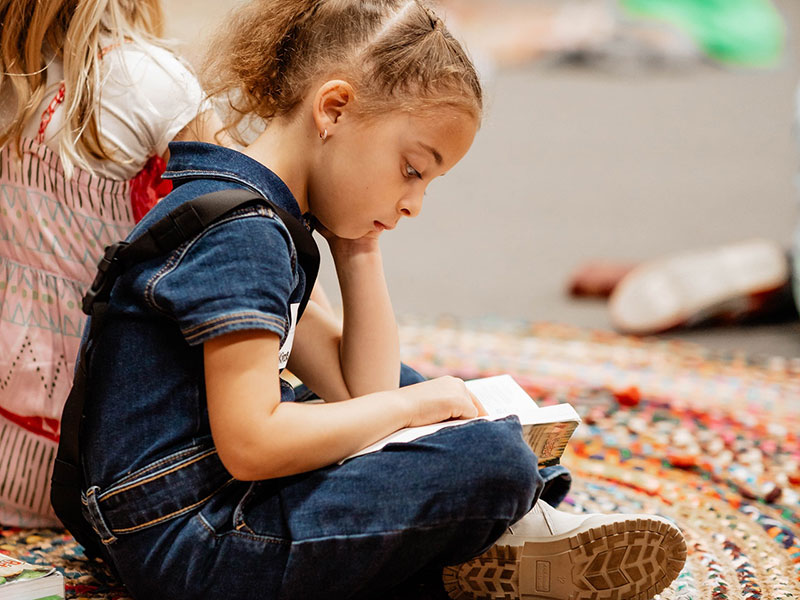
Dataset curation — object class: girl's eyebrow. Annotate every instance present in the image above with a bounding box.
[418,142,443,166]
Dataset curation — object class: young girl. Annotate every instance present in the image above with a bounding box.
[0,0,218,527]
[69,1,686,598]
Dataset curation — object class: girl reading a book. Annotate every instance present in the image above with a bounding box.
[67,1,686,598]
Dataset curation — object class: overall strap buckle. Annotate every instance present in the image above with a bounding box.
[82,241,129,315]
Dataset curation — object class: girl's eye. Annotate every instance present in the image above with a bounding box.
[405,163,422,179]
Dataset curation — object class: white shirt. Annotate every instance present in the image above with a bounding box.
[17,42,208,180]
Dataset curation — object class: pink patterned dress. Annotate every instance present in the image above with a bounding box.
[0,90,169,526]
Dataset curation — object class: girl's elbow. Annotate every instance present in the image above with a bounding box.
[217,444,265,481]
[216,438,300,481]
[214,426,277,480]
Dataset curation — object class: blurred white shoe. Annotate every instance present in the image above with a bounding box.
[443,500,686,600]
[609,238,789,335]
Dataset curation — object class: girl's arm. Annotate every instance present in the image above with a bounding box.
[287,235,400,400]
[205,330,480,480]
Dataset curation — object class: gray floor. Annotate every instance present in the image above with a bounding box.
[166,0,800,358]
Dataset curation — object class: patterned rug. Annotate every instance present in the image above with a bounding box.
[3,318,799,599]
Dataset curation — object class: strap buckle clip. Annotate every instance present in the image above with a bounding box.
[81,242,129,315]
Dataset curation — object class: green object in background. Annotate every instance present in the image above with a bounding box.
[620,0,785,66]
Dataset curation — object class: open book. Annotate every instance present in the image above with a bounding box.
[347,375,581,467]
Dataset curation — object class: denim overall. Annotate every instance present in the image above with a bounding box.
[78,142,570,600]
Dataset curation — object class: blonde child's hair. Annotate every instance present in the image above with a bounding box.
[204,0,483,146]
[0,0,166,172]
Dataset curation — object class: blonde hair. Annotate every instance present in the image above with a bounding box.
[204,0,483,145]
[0,0,165,172]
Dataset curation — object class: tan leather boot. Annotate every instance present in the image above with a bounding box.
[443,500,686,600]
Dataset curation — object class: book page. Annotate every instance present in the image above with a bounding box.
[464,374,538,415]
[344,375,580,462]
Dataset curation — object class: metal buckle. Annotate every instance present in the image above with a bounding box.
[81,242,129,314]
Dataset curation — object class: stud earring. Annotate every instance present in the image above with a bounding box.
[320,129,328,141]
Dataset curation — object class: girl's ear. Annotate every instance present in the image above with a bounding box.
[312,80,355,138]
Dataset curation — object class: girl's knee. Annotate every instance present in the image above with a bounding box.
[436,418,543,519]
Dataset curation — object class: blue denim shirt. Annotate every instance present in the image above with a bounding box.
[82,142,307,488]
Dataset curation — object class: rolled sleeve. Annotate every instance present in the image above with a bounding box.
[148,210,296,346]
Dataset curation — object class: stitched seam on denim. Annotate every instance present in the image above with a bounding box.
[289,517,516,544]
[110,479,235,534]
[144,244,186,315]
[182,310,285,335]
[99,449,218,501]
[100,449,217,501]
[184,315,287,344]
[224,530,289,545]
[145,206,290,318]
[196,509,287,545]
[111,444,210,487]
[145,205,273,311]
[233,483,271,538]
[85,488,115,543]
[233,482,257,533]
[184,315,286,341]
[197,512,216,536]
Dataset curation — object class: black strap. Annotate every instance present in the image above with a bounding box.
[51,189,319,558]
[82,189,319,316]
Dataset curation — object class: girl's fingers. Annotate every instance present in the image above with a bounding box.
[469,392,488,417]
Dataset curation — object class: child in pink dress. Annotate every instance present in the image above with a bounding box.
[0,0,217,527]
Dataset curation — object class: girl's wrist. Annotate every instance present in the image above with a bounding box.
[334,247,385,288]
[376,388,416,430]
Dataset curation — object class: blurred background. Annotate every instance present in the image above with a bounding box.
[164,0,800,357]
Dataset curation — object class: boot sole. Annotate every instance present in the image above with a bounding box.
[443,517,686,600]
[608,238,788,334]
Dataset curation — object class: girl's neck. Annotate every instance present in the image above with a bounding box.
[243,117,312,214]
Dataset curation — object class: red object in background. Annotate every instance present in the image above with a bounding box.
[614,386,641,407]
[567,260,637,298]
[666,452,697,469]
[130,155,173,223]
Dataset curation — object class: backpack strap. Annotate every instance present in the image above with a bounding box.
[82,188,319,316]
[52,188,319,559]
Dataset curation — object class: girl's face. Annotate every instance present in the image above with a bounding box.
[307,107,478,239]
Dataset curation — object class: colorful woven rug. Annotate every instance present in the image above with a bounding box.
[399,318,800,600]
[2,318,799,599]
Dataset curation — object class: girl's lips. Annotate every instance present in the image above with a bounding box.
[374,220,395,231]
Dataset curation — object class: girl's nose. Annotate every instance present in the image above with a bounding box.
[398,190,424,218]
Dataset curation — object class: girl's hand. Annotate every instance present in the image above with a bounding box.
[311,216,380,257]
[399,376,488,428]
